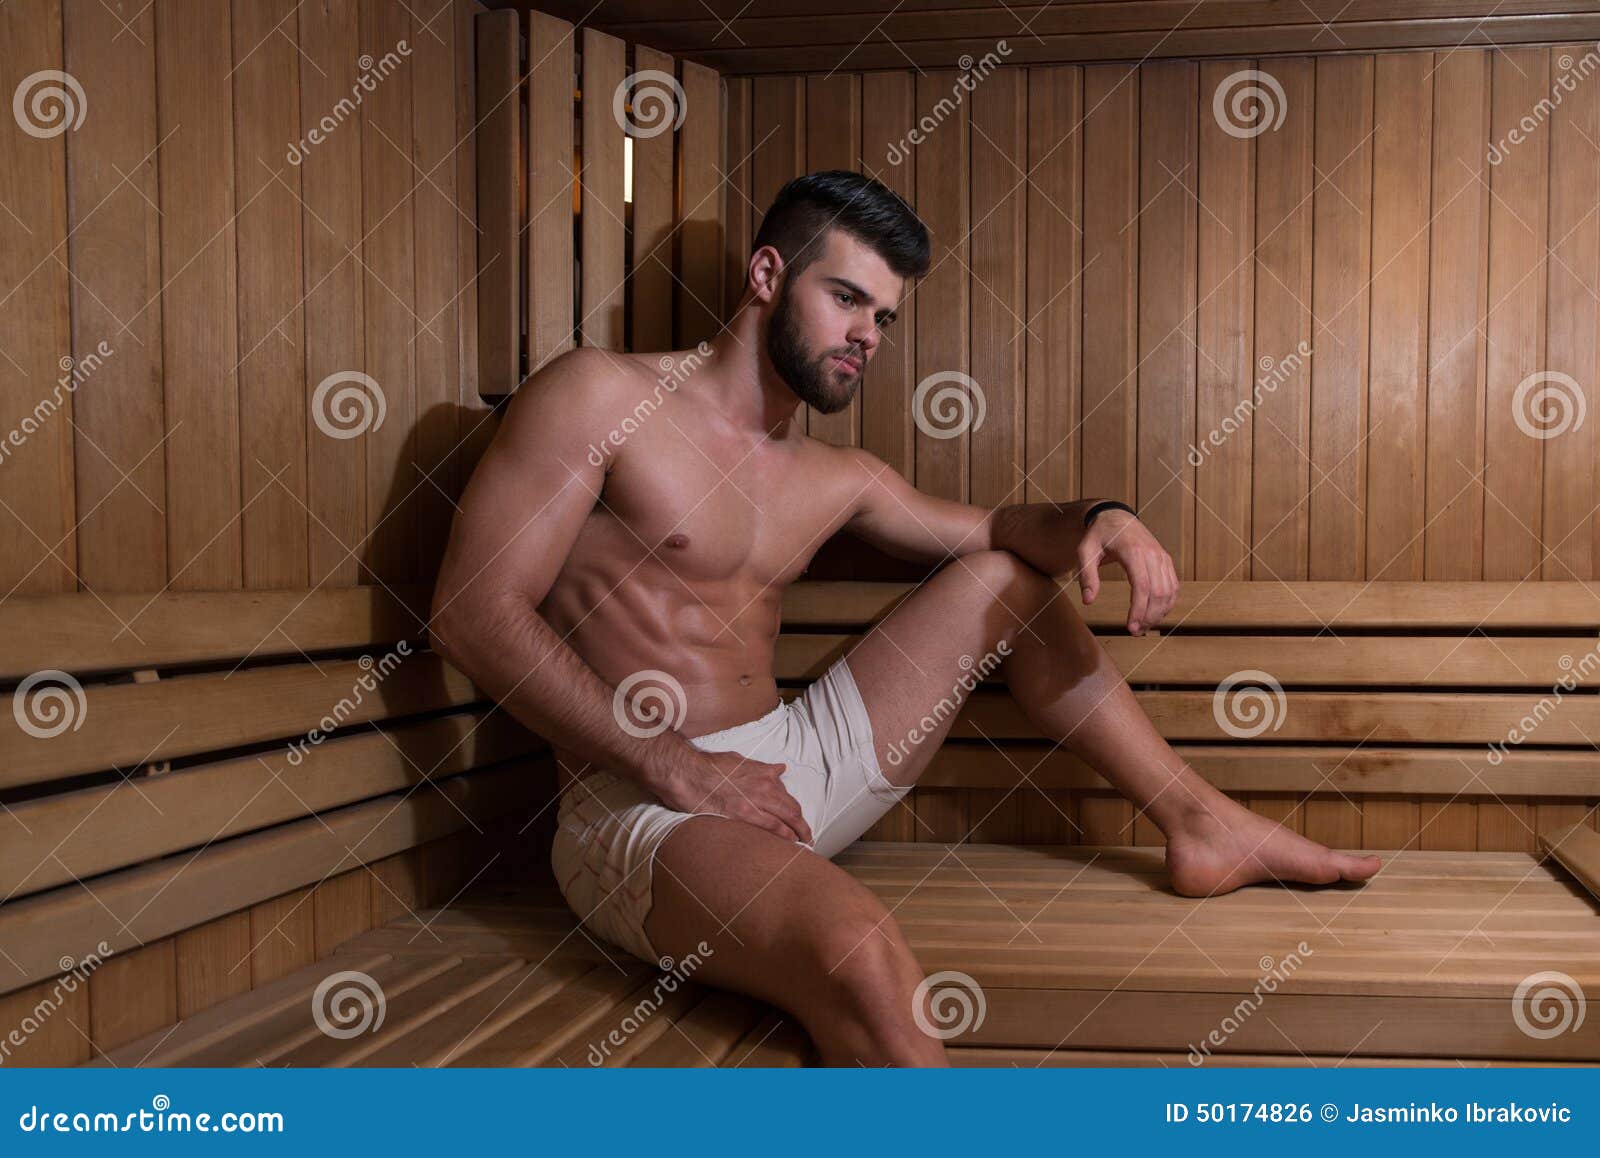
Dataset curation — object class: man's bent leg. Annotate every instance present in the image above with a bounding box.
[842,550,1381,895]
[642,814,950,1066]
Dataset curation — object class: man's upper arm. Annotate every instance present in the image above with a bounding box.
[432,349,622,620]
[840,447,993,564]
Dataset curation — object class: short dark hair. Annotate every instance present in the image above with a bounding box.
[752,170,930,285]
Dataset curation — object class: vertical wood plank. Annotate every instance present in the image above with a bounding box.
[453,0,495,489]
[1545,44,1600,580]
[1135,61,1196,576]
[528,11,575,372]
[156,0,241,589]
[474,10,520,395]
[0,975,90,1065]
[721,76,753,324]
[174,911,251,1019]
[1424,49,1491,582]
[88,939,176,1056]
[300,0,368,586]
[62,0,166,592]
[1308,56,1373,582]
[579,28,626,349]
[802,73,862,446]
[1194,60,1256,581]
[629,46,676,356]
[1079,64,1139,581]
[1366,54,1433,582]
[412,1,461,575]
[249,887,315,986]
[359,0,418,583]
[1484,47,1551,582]
[1250,57,1313,582]
[233,0,309,589]
[861,70,917,481]
[677,60,723,347]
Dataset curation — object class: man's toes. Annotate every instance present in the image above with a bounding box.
[1338,852,1381,881]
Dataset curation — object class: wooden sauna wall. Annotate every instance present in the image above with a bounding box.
[723,47,1600,851]
[0,0,502,1065]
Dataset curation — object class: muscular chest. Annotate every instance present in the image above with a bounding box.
[592,425,837,585]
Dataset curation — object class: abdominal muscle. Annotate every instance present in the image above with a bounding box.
[539,556,786,798]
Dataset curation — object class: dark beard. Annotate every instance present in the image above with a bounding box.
[765,282,858,415]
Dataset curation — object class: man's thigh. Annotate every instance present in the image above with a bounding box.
[845,550,1049,790]
[643,813,914,1010]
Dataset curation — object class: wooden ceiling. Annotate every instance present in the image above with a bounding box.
[494,2,1600,74]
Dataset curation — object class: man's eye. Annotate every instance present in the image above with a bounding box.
[836,293,853,307]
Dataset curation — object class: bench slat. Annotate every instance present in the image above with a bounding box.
[0,585,430,680]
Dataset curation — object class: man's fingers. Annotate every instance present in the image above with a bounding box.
[1126,557,1152,634]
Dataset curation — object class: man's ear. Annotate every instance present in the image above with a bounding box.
[749,245,785,304]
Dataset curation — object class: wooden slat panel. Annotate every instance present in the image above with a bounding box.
[529,9,576,372]
[630,47,677,355]
[579,28,627,349]
[1366,54,1432,583]
[721,76,753,323]
[1544,45,1600,581]
[1250,57,1313,581]
[860,70,917,479]
[412,3,463,574]
[1134,61,1194,574]
[0,761,545,997]
[1425,48,1491,580]
[301,0,369,586]
[0,0,75,597]
[0,584,428,678]
[0,652,476,789]
[156,0,240,589]
[1483,47,1551,583]
[233,0,309,590]
[802,72,861,445]
[475,9,521,394]
[677,59,723,346]
[62,0,166,592]
[634,16,1600,74]
[780,578,1600,629]
[1194,59,1255,581]
[0,711,536,898]
[359,0,419,583]
[453,0,495,484]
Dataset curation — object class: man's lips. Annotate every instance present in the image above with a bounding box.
[833,354,862,374]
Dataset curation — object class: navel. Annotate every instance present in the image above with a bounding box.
[739,674,752,686]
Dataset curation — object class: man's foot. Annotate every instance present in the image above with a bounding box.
[1164,793,1382,898]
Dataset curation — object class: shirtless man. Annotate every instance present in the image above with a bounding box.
[428,170,1382,1067]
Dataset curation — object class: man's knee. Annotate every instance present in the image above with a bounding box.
[942,549,1059,630]
[804,903,919,1001]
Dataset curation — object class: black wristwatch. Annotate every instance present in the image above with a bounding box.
[1083,499,1137,528]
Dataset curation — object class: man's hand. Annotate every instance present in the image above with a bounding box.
[651,751,816,846]
[1076,509,1179,635]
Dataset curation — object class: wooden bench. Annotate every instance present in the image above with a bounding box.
[5,578,1598,1065]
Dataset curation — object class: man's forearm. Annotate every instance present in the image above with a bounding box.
[989,499,1113,575]
[429,598,700,791]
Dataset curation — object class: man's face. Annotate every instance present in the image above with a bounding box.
[764,229,904,414]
